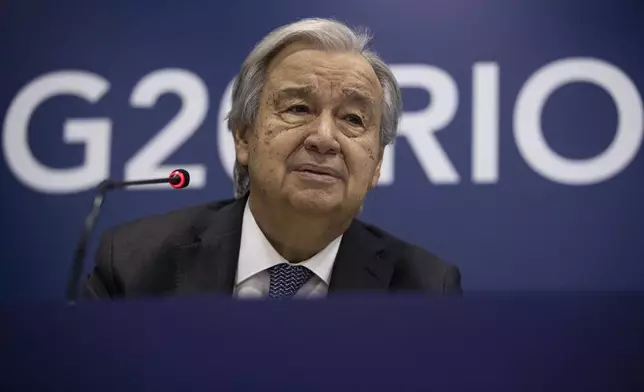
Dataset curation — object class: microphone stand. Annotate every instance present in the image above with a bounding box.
[67,181,109,304]
[66,171,189,303]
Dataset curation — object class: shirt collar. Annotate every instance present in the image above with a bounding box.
[235,199,342,285]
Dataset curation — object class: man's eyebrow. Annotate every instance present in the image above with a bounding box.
[341,87,377,106]
[273,85,315,99]
[272,84,378,107]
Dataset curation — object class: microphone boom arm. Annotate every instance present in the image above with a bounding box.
[66,169,190,303]
[100,177,176,191]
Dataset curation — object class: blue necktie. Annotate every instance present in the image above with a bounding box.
[268,263,314,299]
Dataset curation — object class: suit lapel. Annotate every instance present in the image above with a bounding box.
[169,196,394,296]
[173,197,247,296]
[328,220,395,293]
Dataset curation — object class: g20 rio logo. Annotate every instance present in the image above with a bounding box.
[2,57,643,194]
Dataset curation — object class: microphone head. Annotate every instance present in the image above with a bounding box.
[169,169,190,189]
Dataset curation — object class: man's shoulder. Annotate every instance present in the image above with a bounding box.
[355,220,448,264]
[354,219,461,291]
[105,198,238,245]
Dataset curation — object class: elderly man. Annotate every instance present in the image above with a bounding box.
[82,18,462,300]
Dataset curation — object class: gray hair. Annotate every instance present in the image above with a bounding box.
[227,18,402,198]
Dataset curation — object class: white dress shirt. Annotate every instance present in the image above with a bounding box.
[233,200,342,299]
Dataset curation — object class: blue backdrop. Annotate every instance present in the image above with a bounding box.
[1,0,643,301]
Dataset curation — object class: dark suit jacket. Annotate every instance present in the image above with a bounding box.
[82,196,462,299]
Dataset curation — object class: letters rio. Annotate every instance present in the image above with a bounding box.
[2,57,642,194]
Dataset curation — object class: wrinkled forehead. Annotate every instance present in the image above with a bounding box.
[264,43,384,105]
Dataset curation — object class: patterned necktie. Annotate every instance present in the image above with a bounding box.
[268,263,314,299]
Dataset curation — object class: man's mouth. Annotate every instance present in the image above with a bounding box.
[293,164,343,182]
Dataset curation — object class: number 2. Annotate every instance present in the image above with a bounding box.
[125,69,208,189]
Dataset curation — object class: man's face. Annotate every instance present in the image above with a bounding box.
[235,43,384,215]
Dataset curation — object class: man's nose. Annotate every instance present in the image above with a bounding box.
[303,111,341,155]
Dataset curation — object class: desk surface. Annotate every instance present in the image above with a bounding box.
[2,294,643,391]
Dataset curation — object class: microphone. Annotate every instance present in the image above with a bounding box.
[66,169,191,303]
[98,169,191,191]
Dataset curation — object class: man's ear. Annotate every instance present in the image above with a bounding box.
[234,127,250,166]
[369,147,385,189]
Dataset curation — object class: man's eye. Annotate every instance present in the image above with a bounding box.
[286,105,310,114]
[344,114,364,126]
